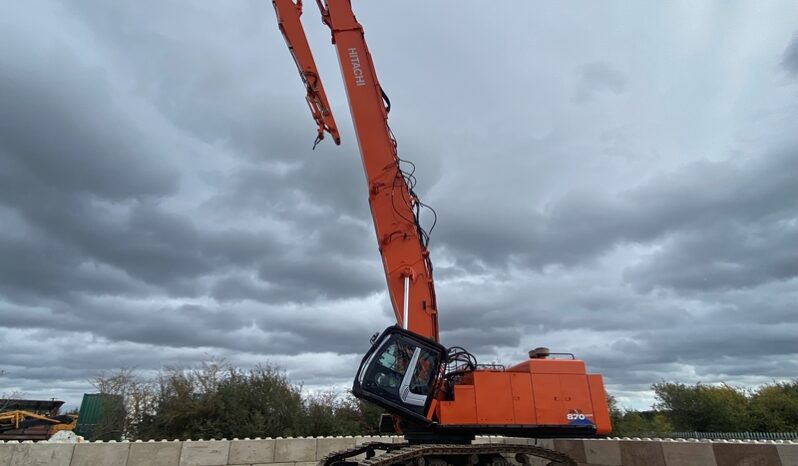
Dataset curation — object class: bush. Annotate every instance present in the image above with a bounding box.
[653,382,751,431]
[134,363,306,440]
[748,381,798,431]
[608,395,672,436]
[95,362,381,440]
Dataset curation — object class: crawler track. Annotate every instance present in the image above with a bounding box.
[319,441,575,466]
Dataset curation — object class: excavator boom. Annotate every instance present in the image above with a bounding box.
[273,0,340,146]
[272,2,611,464]
[273,0,439,341]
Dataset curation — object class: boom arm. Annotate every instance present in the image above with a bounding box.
[273,0,612,444]
[274,1,611,445]
[273,0,341,146]
[273,0,439,341]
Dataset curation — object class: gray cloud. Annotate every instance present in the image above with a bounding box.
[436,143,798,280]
[783,32,798,78]
[573,61,628,104]
[625,221,798,293]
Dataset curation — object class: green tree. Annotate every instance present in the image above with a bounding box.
[91,368,152,440]
[135,366,216,440]
[609,410,673,437]
[303,390,340,436]
[653,382,749,431]
[606,394,673,436]
[342,396,383,435]
[96,360,387,440]
[136,363,306,440]
[212,365,306,439]
[607,394,623,432]
[303,391,382,436]
[649,413,674,435]
[749,381,798,432]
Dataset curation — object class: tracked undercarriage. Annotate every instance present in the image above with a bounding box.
[319,441,576,466]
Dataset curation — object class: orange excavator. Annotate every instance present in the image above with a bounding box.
[273,2,610,465]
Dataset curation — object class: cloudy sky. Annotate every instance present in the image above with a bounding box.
[2,1,797,411]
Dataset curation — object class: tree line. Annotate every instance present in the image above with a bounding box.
[89,362,798,440]
[90,362,382,441]
[609,380,798,436]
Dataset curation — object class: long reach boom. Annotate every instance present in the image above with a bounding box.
[272,2,611,465]
[274,0,438,341]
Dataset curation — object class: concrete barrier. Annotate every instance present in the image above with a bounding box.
[660,440,715,466]
[0,436,796,466]
[554,439,588,463]
[0,443,16,466]
[179,440,230,466]
[127,441,181,466]
[228,438,275,465]
[273,438,317,463]
[583,439,622,465]
[5,442,74,466]
[712,441,782,466]
[71,442,129,466]
[777,442,798,466]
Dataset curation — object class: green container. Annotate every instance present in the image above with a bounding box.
[74,394,124,441]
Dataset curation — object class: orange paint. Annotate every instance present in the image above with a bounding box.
[273,0,611,438]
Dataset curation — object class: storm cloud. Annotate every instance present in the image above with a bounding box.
[783,32,798,78]
[1,2,797,411]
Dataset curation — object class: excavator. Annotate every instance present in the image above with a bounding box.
[272,1,611,465]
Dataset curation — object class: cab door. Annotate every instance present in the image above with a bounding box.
[353,326,446,423]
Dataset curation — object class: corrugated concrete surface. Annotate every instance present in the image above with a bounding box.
[0,436,795,466]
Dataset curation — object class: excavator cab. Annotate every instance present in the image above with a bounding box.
[353,326,445,424]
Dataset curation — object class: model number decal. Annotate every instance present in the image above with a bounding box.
[566,410,594,425]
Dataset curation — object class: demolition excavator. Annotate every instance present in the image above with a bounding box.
[273,1,611,465]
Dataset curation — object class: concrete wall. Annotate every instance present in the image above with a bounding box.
[1,436,795,466]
